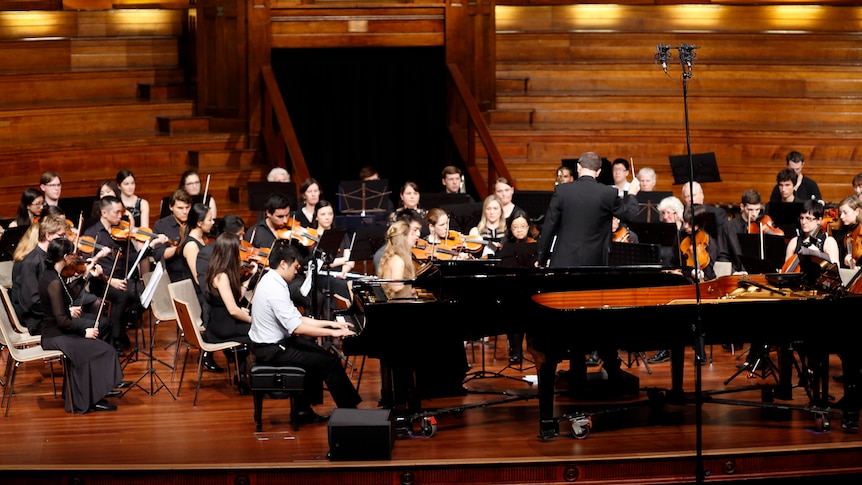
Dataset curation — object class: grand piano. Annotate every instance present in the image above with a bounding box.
[344,258,862,438]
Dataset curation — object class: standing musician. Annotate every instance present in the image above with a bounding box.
[39,237,124,414]
[152,189,193,283]
[837,195,862,269]
[783,199,840,268]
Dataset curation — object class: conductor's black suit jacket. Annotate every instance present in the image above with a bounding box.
[536,175,639,267]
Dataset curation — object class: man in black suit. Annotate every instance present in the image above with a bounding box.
[537,151,640,267]
[534,151,641,409]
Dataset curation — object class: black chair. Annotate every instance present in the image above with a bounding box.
[249,363,306,432]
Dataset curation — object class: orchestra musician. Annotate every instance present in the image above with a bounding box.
[294,178,322,228]
[852,173,862,197]
[611,216,639,244]
[249,241,361,423]
[39,237,124,413]
[681,180,727,241]
[773,167,805,204]
[441,165,465,196]
[494,177,526,227]
[636,167,657,192]
[179,202,214,302]
[179,170,217,218]
[769,150,822,203]
[837,195,862,269]
[7,188,44,228]
[152,189,193,283]
[421,208,471,260]
[267,167,291,183]
[500,209,537,364]
[313,199,355,305]
[717,189,765,274]
[39,171,63,209]
[610,158,632,197]
[468,194,507,258]
[679,203,718,282]
[388,181,427,226]
[783,199,840,267]
[377,220,418,300]
[117,169,151,229]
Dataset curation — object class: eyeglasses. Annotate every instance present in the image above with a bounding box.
[799,216,818,222]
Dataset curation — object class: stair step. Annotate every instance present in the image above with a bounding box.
[189,149,264,170]
[138,82,189,101]
[157,115,211,134]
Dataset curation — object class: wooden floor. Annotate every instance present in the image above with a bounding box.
[2,315,862,484]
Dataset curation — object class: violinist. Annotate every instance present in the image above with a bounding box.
[717,189,764,274]
[837,195,862,269]
[469,195,507,258]
[82,196,162,355]
[611,216,639,244]
[84,180,120,233]
[117,169,151,229]
[7,187,44,228]
[420,208,471,261]
[783,199,840,267]
[39,171,63,209]
[180,203,215,296]
[313,200,355,308]
[679,203,718,282]
[38,237,124,414]
[179,170,217,218]
[500,209,537,365]
[152,189,192,282]
[681,180,727,239]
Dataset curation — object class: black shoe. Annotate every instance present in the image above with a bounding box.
[293,410,330,424]
[509,354,523,365]
[115,381,132,389]
[842,411,860,433]
[647,350,671,364]
[113,344,125,357]
[586,351,601,367]
[91,400,117,412]
[106,390,123,398]
[203,358,225,373]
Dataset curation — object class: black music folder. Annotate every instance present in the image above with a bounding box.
[496,241,537,268]
[669,152,721,185]
[737,233,787,272]
[608,242,662,266]
[0,225,30,261]
[766,202,803,236]
[626,222,679,248]
[247,181,297,212]
[634,191,673,223]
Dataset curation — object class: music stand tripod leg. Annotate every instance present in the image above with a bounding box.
[122,309,176,399]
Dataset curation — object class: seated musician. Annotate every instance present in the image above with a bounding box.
[494,177,526,227]
[679,203,718,282]
[7,187,44,228]
[179,203,214,309]
[152,189,193,283]
[83,196,169,355]
[373,209,423,273]
[117,169,151,229]
[468,194,506,258]
[422,208,471,260]
[179,170,217,218]
[294,178,322,228]
[313,199,355,308]
[772,168,806,204]
[717,189,765,275]
[388,181,428,226]
[249,241,361,423]
[611,216,639,243]
[837,195,862,269]
[783,199,840,267]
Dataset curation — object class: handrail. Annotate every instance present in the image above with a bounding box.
[445,63,512,200]
[261,65,310,197]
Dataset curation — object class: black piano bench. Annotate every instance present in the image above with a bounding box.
[249,365,306,432]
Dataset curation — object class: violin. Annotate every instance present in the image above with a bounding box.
[748,215,784,236]
[821,207,840,236]
[111,220,177,246]
[240,240,270,267]
[277,218,320,247]
[613,226,631,243]
[679,230,710,271]
[60,257,88,278]
[443,230,494,253]
[76,236,118,256]
[844,224,862,269]
[412,239,459,261]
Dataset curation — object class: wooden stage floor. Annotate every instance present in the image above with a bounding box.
[2,317,862,484]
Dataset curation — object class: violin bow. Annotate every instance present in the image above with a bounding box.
[203,173,211,207]
[94,248,122,329]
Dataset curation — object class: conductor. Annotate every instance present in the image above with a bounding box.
[536,151,640,267]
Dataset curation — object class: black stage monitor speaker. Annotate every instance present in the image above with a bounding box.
[328,408,394,461]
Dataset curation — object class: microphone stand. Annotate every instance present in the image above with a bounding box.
[658,42,705,485]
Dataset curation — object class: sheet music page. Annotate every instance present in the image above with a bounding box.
[140,261,163,309]
[126,238,151,281]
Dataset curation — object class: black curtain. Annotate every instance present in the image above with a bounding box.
[271,47,452,211]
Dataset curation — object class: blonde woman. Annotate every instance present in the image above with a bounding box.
[469,194,506,257]
[377,221,418,299]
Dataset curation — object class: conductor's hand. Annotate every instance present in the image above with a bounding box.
[627,179,640,196]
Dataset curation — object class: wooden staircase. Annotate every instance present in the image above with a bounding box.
[0,6,265,223]
[485,4,862,206]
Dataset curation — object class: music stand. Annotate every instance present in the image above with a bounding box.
[669,152,722,185]
[634,191,673,223]
[737,233,787,273]
[512,190,553,223]
[0,225,30,262]
[420,192,474,211]
[766,202,803,236]
[337,179,391,215]
[626,222,679,248]
[608,242,662,266]
[496,242,538,268]
[442,201,483,234]
[247,182,297,212]
[58,196,97,220]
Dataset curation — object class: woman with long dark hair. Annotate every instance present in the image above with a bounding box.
[38,238,123,413]
[117,169,150,228]
[8,187,44,228]
[203,234,254,345]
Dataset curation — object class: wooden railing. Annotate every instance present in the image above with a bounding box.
[446,63,511,200]
[261,65,310,199]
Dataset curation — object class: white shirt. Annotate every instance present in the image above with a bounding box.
[249,269,304,344]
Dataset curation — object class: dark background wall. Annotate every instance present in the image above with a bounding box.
[272,47,459,211]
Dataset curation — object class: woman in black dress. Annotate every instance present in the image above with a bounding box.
[38,238,124,413]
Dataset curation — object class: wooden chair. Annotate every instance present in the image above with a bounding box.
[171,298,241,406]
[0,295,68,416]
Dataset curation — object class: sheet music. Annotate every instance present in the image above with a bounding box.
[139,261,163,309]
[126,238,151,281]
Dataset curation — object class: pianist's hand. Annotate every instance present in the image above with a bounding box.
[331,327,356,338]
